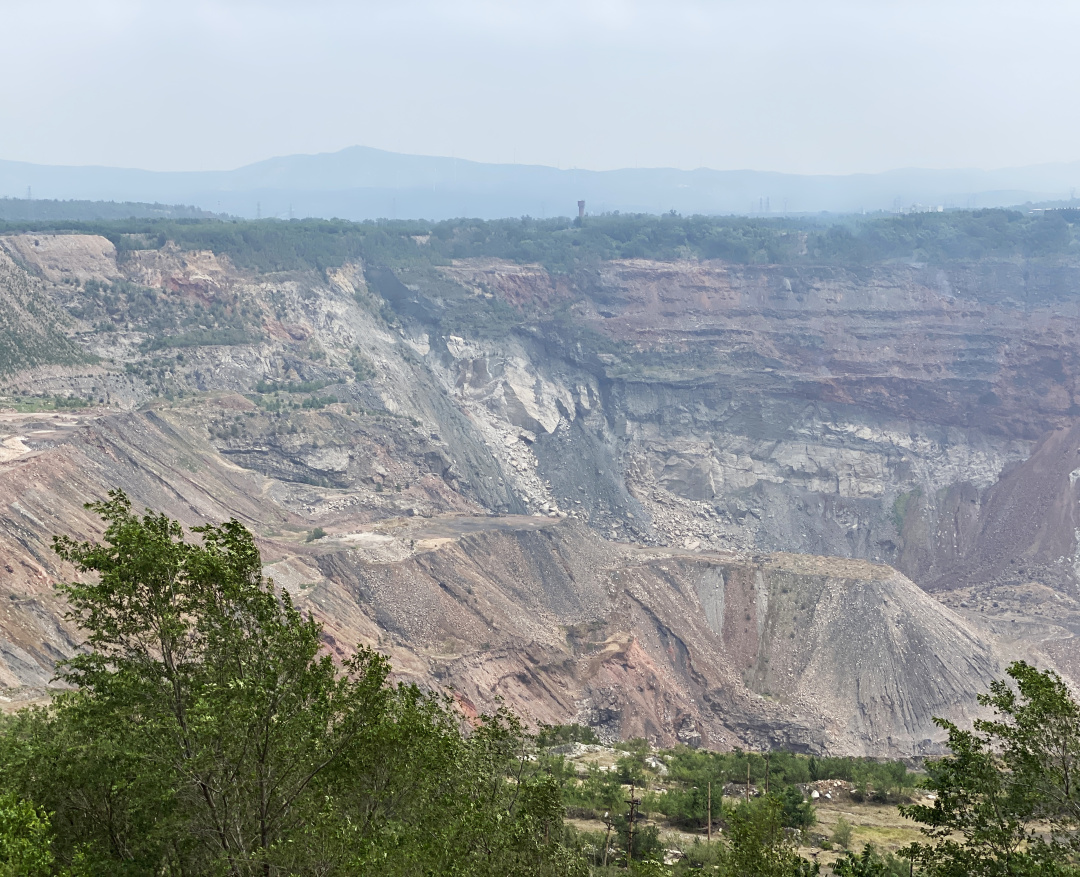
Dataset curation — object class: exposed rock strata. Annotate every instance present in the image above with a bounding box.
[1,237,1079,753]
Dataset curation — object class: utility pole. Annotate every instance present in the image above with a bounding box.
[746,757,750,805]
[707,781,712,843]
[602,812,613,867]
[626,782,640,868]
[765,751,771,796]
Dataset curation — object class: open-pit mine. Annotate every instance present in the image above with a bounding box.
[3,220,1079,756]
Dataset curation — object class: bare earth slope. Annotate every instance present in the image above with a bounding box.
[0,404,1006,754]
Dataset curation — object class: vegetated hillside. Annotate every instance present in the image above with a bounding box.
[0,197,220,222]
[4,208,1079,273]
[1,212,1078,755]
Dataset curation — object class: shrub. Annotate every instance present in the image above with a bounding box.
[832,816,854,850]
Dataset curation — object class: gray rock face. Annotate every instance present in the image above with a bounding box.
[417,296,1031,575]
[415,258,1079,588]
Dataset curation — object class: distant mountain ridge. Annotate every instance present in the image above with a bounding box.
[2,145,1079,220]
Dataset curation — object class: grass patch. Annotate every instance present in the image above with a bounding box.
[891,488,921,533]
[1,395,93,412]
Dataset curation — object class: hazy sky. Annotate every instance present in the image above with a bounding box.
[3,0,1079,175]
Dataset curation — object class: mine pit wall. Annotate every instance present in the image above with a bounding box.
[2,239,1078,751]
[3,235,1074,595]
[425,324,1034,588]
[608,379,1031,566]
[417,256,1080,591]
[919,419,1080,602]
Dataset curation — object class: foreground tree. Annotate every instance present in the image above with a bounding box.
[0,492,585,876]
[901,661,1080,876]
[832,843,909,877]
[724,797,819,877]
[0,792,76,877]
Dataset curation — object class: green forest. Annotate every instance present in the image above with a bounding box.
[2,207,1079,278]
[3,498,1080,875]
